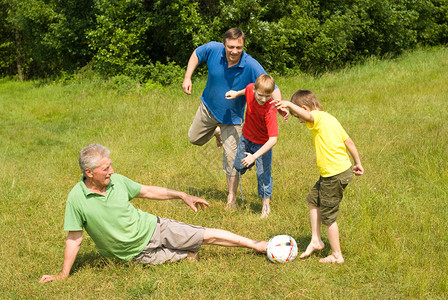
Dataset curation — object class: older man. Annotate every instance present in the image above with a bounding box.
[39,144,268,283]
[182,28,284,209]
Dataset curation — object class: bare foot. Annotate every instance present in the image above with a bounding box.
[214,127,223,148]
[319,254,344,264]
[225,201,236,210]
[253,241,269,253]
[187,251,199,262]
[225,193,236,210]
[299,241,325,259]
[260,204,270,219]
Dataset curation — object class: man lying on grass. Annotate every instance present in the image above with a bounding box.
[39,144,268,283]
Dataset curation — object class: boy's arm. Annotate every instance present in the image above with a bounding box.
[344,138,364,176]
[241,137,277,167]
[272,100,313,123]
[225,89,246,99]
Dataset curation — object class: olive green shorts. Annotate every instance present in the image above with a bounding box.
[305,167,353,226]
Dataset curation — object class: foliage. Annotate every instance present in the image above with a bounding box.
[0,0,447,80]
[0,0,96,78]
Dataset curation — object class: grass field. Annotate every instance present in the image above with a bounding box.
[1,46,447,299]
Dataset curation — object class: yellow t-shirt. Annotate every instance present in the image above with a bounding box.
[306,110,352,177]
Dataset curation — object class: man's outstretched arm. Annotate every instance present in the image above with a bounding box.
[137,185,209,212]
[39,230,83,283]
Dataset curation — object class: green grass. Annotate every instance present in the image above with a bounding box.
[1,46,447,299]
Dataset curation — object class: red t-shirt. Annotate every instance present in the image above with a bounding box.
[242,83,278,144]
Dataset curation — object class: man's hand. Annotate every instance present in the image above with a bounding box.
[182,78,192,95]
[180,193,210,212]
[39,273,67,283]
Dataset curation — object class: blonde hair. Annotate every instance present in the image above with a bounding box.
[254,74,275,94]
[79,144,110,177]
[290,90,323,110]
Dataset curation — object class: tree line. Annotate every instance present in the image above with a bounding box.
[1,0,447,83]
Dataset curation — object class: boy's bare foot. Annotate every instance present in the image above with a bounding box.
[187,251,199,262]
[299,241,325,259]
[260,205,270,219]
[319,254,344,264]
[214,127,223,148]
[260,199,270,219]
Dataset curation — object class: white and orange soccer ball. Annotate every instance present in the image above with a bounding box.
[266,235,298,263]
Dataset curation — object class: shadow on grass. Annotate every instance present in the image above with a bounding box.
[294,235,331,258]
[71,251,106,273]
[186,186,262,213]
[71,251,135,274]
[185,186,227,203]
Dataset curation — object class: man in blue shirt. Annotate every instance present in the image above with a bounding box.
[182,28,282,209]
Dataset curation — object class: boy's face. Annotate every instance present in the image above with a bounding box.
[253,88,272,105]
[293,104,312,123]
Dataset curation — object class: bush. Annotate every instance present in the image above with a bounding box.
[1,0,447,79]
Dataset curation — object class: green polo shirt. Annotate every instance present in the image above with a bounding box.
[64,173,157,261]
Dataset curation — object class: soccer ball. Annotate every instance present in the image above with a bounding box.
[266,235,298,263]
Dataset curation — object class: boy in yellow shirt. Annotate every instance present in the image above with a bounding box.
[274,90,364,263]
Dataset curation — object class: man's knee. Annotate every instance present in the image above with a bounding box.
[188,135,205,146]
[188,129,207,146]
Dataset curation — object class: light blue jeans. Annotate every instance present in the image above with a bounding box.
[233,135,273,198]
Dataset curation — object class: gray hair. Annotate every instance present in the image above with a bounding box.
[79,144,111,177]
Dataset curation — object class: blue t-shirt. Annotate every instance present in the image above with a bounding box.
[196,41,269,125]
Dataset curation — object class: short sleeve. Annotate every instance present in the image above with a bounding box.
[195,42,219,64]
[118,174,142,200]
[63,200,84,231]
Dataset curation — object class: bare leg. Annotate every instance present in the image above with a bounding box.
[260,197,270,219]
[203,228,268,253]
[319,222,344,263]
[225,175,239,210]
[300,204,325,259]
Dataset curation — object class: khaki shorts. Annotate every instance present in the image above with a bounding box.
[305,167,353,226]
[188,101,242,176]
[132,218,205,265]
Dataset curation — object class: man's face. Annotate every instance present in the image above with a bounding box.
[223,38,244,65]
[90,156,114,187]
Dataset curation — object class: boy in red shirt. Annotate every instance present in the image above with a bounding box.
[225,74,280,218]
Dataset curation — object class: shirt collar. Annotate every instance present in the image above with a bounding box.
[79,176,114,196]
[221,48,247,69]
